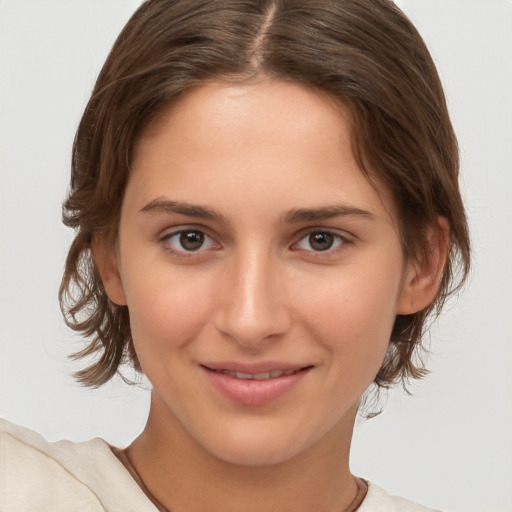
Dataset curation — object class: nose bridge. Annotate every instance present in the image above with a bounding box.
[215,242,289,346]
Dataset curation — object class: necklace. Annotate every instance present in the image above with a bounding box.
[345,477,368,512]
[114,447,368,512]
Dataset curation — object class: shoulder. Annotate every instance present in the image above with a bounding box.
[359,482,441,512]
[0,419,156,512]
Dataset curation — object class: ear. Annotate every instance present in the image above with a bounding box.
[91,234,127,306]
[397,218,449,315]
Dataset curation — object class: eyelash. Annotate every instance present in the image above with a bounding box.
[159,227,351,259]
[160,228,219,258]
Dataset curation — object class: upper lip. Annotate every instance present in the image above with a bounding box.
[201,362,312,374]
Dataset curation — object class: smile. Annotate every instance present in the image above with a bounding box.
[201,364,313,406]
[210,368,301,380]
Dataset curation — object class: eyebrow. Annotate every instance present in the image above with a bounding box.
[140,198,226,221]
[140,198,374,223]
[283,205,375,223]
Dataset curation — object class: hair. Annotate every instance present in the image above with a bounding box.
[59,0,470,390]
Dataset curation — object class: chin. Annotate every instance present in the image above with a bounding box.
[195,420,324,468]
[209,441,302,468]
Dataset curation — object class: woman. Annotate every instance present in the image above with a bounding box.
[0,0,470,510]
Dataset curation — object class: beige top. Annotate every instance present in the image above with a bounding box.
[0,419,439,512]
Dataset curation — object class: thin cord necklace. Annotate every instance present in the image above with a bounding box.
[115,447,368,512]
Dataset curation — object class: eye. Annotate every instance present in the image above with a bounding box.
[161,228,218,254]
[295,231,347,252]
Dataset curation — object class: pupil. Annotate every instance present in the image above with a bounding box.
[180,231,204,250]
[309,232,333,251]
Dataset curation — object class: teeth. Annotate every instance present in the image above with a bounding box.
[253,372,271,380]
[235,372,259,379]
[219,369,298,380]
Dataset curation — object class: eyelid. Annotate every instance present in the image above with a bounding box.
[157,224,354,259]
[291,228,354,254]
[159,225,221,256]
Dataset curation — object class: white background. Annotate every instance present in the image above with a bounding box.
[0,1,511,511]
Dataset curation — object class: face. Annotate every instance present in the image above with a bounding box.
[102,80,428,466]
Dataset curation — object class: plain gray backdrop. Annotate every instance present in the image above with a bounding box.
[1,1,511,511]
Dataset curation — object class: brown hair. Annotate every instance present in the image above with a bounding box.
[59,0,470,389]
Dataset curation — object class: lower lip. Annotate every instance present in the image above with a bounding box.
[202,367,311,407]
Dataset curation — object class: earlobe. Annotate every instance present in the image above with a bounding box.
[91,235,127,306]
[397,218,449,315]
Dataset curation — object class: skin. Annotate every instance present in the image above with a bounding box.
[96,80,446,512]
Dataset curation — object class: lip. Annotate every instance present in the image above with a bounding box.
[202,361,309,374]
[201,362,313,407]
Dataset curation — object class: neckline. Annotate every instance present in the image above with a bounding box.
[111,446,368,512]
[111,446,169,512]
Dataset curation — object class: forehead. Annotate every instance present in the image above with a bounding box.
[129,79,397,224]
[137,79,349,157]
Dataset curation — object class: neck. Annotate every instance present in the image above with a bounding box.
[126,392,360,512]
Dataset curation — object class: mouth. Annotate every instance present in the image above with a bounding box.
[200,363,313,406]
[204,367,309,380]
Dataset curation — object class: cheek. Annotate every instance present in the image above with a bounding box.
[122,264,215,354]
[294,265,400,359]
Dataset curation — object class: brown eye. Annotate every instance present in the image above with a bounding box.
[295,231,346,253]
[161,228,217,255]
[179,230,205,251]
[308,232,335,251]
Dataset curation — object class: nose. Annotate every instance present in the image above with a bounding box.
[213,247,292,348]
